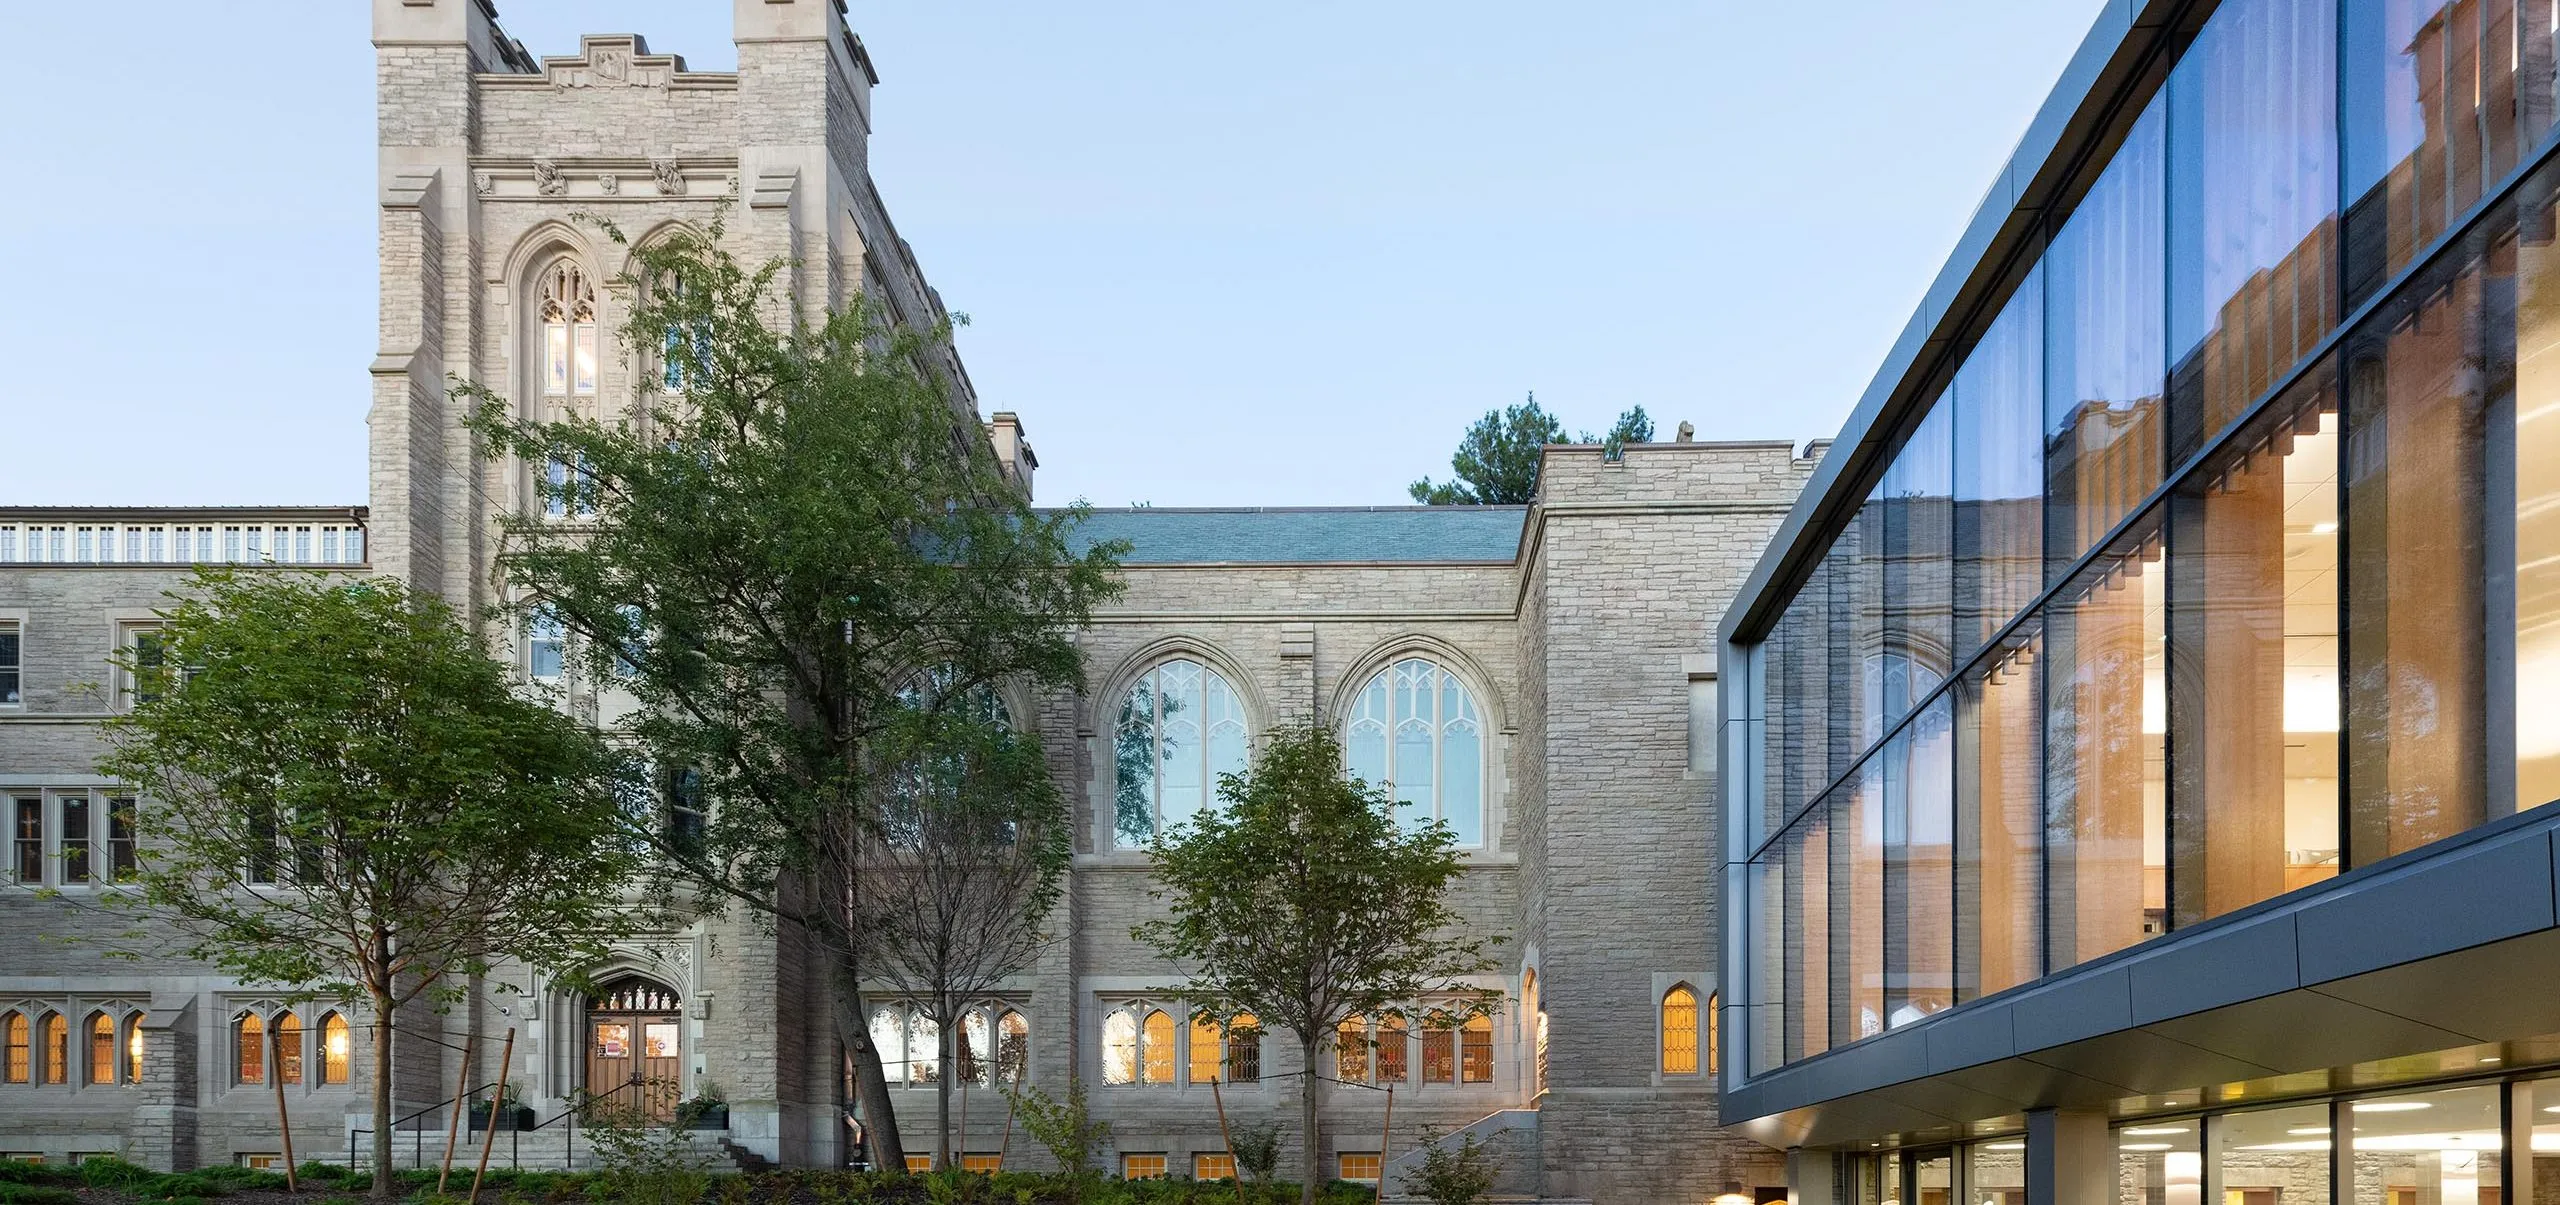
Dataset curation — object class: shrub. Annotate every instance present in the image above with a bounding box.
[0,1185,79,1205]
[1398,1128,1500,1205]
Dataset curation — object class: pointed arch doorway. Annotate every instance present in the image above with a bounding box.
[585,974,682,1123]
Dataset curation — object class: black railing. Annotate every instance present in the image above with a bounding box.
[342,1080,500,1172]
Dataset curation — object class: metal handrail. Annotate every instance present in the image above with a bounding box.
[342,1080,500,1171]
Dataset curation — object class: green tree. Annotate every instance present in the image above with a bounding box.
[1135,725,1501,1205]
[460,218,1124,1173]
[1407,393,1570,504]
[1409,395,1658,503]
[94,570,640,1198]
[853,689,1071,1168]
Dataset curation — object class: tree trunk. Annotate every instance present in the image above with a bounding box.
[828,957,907,1174]
[935,1004,956,1171]
[1299,1034,1323,1205]
[370,987,396,1200]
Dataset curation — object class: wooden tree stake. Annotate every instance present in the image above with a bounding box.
[1210,1075,1245,1205]
[270,1028,297,1191]
[1375,1085,1393,1205]
[467,1027,514,1205]
[437,1028,476,1194]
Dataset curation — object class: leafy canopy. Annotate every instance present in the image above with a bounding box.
[95,568,639,1002]
[1136,724,1499,1204]
[1408,394,1655,504]
[459,216,1125,1172]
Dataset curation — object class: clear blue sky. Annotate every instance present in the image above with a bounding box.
[0,1,2104,509]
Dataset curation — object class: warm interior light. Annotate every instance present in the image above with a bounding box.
[2354,1102,2433,1113]
[2311,520,2338,534]
[2124,1126,2190,1136]
[2288,1127,2332,1136]
[2121,1143,2173,1152]
[1985,1142,2025,1151]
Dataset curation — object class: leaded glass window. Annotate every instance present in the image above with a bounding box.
[1113,658,1248,846]
[1344,658,1486,845]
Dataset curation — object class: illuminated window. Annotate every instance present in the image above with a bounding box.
[1661,985,1699,1075]
[275,1013,302,1085]
[1141,1009,1176,1085]
[124,1018,141,1085]
[960,1154,1001,1173]
[903,1156,933,1174]
[1121,1153,1167,1180]
[237,1013,265,1085]
[1188,1014,1223,1084]
[320,1013,350,1084]
[1338,1153,1382,1183]
[1225,1013,1261,1084]
[1102,1008,1139,1086]
[1706,991,1720,1076]
[1460,1014,1493,1083]
[1343,658,1487,845]
[41,1013,65,1084]
[1422,1022,1454,1084]
[1336,1018,1368,1084]
[1112,658,1249,846]
[1375,1017,1407,1084]
[1194,1152,1236,1180]
[3,1012,25,1083]
[540,261,598,400]
[86,1013,113,1085]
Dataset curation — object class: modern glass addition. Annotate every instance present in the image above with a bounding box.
[1742,0,2560,1076]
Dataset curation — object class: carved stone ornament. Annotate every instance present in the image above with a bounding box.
[533,159,565,197]
[598,173,620,196]
[544,36,680,90]
[473,170,495,197]
[652,158,685,196]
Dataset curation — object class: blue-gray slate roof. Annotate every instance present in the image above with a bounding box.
[1046,506,1527,565]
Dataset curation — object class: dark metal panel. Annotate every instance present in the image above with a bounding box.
[2017,1028,2278,1095]
[2295,830,2557,984]
[1924,999,2017,1074]
[2139,990,2476,1075]
[1801,1027,1933,1103]
[2125,912,2300,1025]
[2010,966,2133,1053]
[2308,927,2560,1043]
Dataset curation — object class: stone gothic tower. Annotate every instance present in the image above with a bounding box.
[367,0,968,614]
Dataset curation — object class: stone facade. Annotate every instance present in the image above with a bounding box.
[0,2,1816,1200]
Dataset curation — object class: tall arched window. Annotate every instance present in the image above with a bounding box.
[1344,658,1485,845]
[537,261,598,518]
[1101,1008,1140,1086]
[1141,1009,1176,1085]
[995,1010,1030,1087]
[320,1013,350,1084]
[87,1012,115,1085]
[1661,985,1700,1076]
[540,261,598,403]
[1113,658,1248,846]
[41,1012,65,1084]
[237,1012,266,1085]
[124,1015,142,1085]
[3,1012,25,1084]
[275,1012,303,1085]
[1225,1013,1261,1084]
[1187,1013,1222,1085]
[1460,1014,1493,1083]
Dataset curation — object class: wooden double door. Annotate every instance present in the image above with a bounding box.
[586,1009,681,1123]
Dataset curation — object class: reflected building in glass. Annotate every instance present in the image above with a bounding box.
[1720,0,2560,1200]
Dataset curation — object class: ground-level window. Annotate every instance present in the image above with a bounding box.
[1194,1153,1236,1180]
[237,1013,265,1084]
[320,1013,350,1084]
[3,1012,25,1083]
[1121,1154,1167,1180]
[902,1156,932,1174]
[960,1154,1001,1174]
[41,1013,65,1084]
[1662,984,1700,1075]
[1338,1153,1382,1183]
[86,1014,114,1085]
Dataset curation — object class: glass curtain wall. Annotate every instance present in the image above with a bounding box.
[1744,0,2560,1076]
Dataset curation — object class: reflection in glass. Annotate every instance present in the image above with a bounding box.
[2167,0,2338,462]
[1345,659,1486,844]
[1969,1140,2026,1205]
[2048,97,2167,574]
[2344,237,2493,860]
[2220,1103,2330,1205]
[1884,698,1953,1028]
[2516,214,2560,810]
[1879,401,1955,725]
[2168,362,2342,926]
[1839,762,1884,1044]
[1957,637,2040,1001]
[1956,270,2044,658]
[2344,0,2557,302]
[2044,523,2168,970]
[1113,659,1249,846]
[2352,1084,2502,1205]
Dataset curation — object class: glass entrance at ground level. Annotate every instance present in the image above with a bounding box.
[585,975,681,1123]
